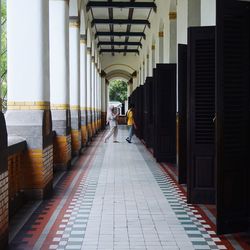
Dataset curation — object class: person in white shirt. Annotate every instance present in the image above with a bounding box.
[104,105,120,143]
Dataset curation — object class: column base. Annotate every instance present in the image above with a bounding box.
[70,109,81,155]
[53,135,71,171]
[81,125,88,146]
[6,110,54,200]
[52,109,72,171]
[71,129,81,156]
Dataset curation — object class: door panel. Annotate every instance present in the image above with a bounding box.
[216,0,250,234]
[178,44,188,184]
[153,64,176,163]
[187,26,216,204]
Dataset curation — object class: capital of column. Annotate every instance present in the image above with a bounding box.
[7,101,50,110]
[152,45,155,50]
[169,12,177,20]
[69,16,80,28]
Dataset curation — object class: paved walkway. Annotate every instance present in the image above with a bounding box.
[10,127,231,250]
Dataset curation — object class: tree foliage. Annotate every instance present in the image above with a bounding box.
[109,79,127,103]
[1,0,7,111]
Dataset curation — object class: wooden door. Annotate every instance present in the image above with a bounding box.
[178,44,188,184]
[154,64,176,163]
[216,0,250,234]
[187,26,216,204]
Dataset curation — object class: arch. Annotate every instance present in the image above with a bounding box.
[104,64,136,73]
[105,69,131,82]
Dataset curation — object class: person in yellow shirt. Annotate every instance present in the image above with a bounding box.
[126,103,137,143]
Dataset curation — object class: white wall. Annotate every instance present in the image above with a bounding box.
[201,0,216,26]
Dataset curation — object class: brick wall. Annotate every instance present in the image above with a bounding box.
[53,135,71,170]
[8,153,24,216]
[23,145,53,199]
[71,130,81,155]
[0,171,8,248]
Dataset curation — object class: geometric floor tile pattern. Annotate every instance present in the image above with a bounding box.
[9,126,237,250]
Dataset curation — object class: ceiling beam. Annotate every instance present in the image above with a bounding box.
[95,31,146,39]
[100,49,139,55]
[98,41,142,48]
[87,1,157,11]
[92,19,150,27]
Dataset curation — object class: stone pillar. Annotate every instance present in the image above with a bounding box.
[50,0,71,170]
[158,31,164,63]
[98,69,103,129]
[168,12,177,63]
[91,54,96,135]
[94,59,98,131]
[86,47,92,138]
[69,16,81,155]
[80,34,88,146]
[101,72,106,129]
[6,0,53,199]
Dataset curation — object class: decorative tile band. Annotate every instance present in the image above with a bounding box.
[51,104,69,110]
[7,101,50,110]
[70,105,80,110]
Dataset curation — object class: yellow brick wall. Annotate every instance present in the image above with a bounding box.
[53,135,71,168]
[81,125,88,145]
[23,146,53,190]
[71,129,81,154]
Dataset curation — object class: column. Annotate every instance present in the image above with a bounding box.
[97,64,102,129]
[94,57,99,131]
[86,46,92,138]
[169,12,177,63]
[69,16,81,155]
[101,72,106,129]
[91,48,96,134]
[6,0,53,199]
[0,0,8,247]
[50,0,71,170]
[80,34,88,146]
[159,31,164,63]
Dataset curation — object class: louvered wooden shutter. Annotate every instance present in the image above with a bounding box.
[187,26,215,204]
[153,64,176,163]
[178,44,188,184]
[216,0,250,234]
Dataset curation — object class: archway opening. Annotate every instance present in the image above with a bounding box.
[108,79,128,115]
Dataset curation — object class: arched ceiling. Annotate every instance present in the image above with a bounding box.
[105,69,131,82]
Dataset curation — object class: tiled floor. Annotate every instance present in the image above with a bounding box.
[9,127,241,250]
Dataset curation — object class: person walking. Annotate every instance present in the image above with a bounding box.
[126,103,137,143]
[104,105,120,143]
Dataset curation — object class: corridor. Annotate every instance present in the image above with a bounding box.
[9,127,231,250]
